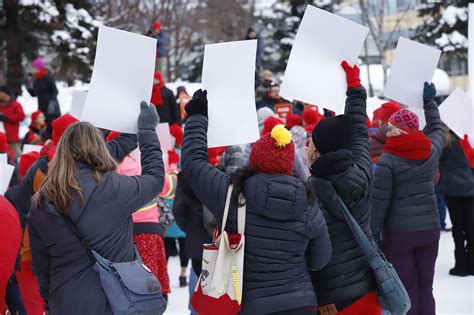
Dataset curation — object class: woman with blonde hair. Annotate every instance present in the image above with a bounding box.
[28,103,164,314]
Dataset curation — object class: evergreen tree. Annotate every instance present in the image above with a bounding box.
[413,0,469,59]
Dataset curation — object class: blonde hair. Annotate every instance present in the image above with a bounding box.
[34,122,117,214]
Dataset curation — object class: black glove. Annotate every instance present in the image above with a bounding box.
[423,82,436,104]
[185,89,208,118]
[138,101,160,131]
[0,114,6,122]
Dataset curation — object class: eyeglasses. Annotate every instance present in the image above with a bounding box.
[387,124,407,135]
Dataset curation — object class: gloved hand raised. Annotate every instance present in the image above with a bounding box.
[341,61,361,89]
[185,89,208,118]
[423,82,436,104]
[138,101,160,131]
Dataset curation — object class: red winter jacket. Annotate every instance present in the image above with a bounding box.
[0,196,22,309]
[0,100,26,142]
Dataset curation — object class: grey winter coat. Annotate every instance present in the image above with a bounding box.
[309,86,376,307]
[371,100,445,234]
[438,133,474,197]
[181,114,332,314]
[28,130,164,315]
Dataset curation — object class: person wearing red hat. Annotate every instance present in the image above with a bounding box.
[0,85,26,157]
[150,21,168,78]
[261,116,284,136]
[0,196,22,314]
[301,107,323,128]
[22,111,46,147]
[371,83,445,315]
[306,61,382,315]
[181,89,332,314]
[369,101,402,165]
[0,132,15,164]
[151,72,179,124]
[285,113,302,129]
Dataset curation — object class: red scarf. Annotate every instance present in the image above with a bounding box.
[151,72,165,106]
[35,69,49,80]
[383,131,432,160]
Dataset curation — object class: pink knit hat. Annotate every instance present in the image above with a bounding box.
[388,109,419,133]
[32,57,45,70]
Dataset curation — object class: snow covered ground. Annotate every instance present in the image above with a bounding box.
[166,231,474,315]
[17,84,474,314]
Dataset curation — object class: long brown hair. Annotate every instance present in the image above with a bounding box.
[444,125,454,149]
[34,122,118,214]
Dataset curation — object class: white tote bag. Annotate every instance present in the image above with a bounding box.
[192,185,246,314]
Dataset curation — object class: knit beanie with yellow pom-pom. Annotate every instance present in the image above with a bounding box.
[249,124,295,175]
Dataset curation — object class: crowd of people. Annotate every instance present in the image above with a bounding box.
[0,23,473,315]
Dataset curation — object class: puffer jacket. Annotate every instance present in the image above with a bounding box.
[181,114,332,314]
[371,100,445,234]
[309,86,376,308]
[438,133,474,197]
[369,123,388,164]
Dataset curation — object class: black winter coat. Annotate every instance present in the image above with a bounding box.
[371,100,445,234]
[18,133,138,221]
[155,87,179,124]
[28,130,163,315]
[181,114,332,314]
[172,173,211,260]
[309,86,376,308]
[439,134,474,197]
[27,72,59,114]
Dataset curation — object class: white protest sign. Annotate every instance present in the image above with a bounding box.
[128,123,173,166]
[280,5,369,113]
[439,88,474,145]
[0,163,14,195]
[469,4,474,98]
[202,40,260,147]
[22,144,42,154]
[70,90,88,119]
[384,37,441,109]
[156,123,172,166]
[81,25,156,134]
[0,153,7,164]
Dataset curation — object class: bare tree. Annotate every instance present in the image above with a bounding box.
[359,0,415,84]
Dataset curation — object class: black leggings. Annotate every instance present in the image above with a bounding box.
[446,197,474,270]
[164,237,188,268]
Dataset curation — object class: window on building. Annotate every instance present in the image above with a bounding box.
[440,57,468,77]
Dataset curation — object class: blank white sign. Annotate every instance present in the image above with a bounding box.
[70,90,88,119]
[22,144,42,154]
[439,88,474,141]
[384,37,441,109]
[81,26,156,134]
[0,163,14,195]
[280,5,369,114]
[202,40,260,148]
[0,153,7,164]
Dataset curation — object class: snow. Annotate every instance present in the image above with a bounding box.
[435,31,468,52]
[15,82,474,314]
[19,0,59,23]
[441,6,468,27]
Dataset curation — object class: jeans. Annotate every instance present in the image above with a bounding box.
[188,268,198,315]
[435,185,447,229]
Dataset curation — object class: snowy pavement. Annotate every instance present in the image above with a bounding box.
[165,231,473,315]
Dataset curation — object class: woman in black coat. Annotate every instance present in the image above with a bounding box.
[181,90,332,314]
[28,103,164,315]
[439,130,474,276]
[307,61,380,314]
[27,57,61,123]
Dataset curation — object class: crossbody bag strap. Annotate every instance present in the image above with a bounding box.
[219,184,234,234]
[58,210,97,262]
[237,195,246,235]
[335,195,377,260]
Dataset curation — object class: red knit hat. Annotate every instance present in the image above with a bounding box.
[305,124,316,133]
[51,114,79,144]
[379,101,402,124]
[262,116,284,135]
[31,111,43,123]
[19,151,40,177]
[302,108,321,125]
[208,147,226,166]
[249,125,294,175]
[286,114,302,128]
[169,123,183,146]
[389,109,419,133]
[153,21,162,31]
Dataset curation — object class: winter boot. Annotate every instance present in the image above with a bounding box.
[179,276,188,287]
[450,249,469,277]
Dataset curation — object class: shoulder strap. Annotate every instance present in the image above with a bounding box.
[58,211,96,262]
[336,195,377,260]
[220,184,246,235]
[220,185,234,234]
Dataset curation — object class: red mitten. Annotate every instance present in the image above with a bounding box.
[459,135,474,168]
[341,60,361,89]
